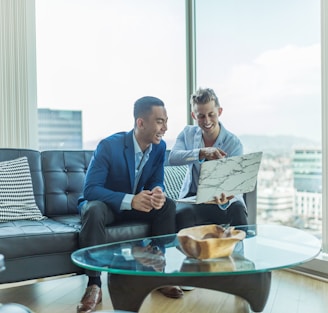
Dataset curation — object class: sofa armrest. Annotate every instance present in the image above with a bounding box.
[243,184,257,225]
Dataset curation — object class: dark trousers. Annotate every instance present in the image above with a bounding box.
[79,198,176,277]
[176,200,248,232]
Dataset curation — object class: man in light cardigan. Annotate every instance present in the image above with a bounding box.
[169,87,248,231]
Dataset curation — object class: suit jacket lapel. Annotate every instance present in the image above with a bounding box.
[124,131,135,192]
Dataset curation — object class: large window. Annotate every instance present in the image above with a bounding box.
[35,0,186,150]
[195,0,322,238]
[35,0,327,267]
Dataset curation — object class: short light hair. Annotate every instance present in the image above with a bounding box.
[190,88,220,109]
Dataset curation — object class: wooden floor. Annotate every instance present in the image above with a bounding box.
[0,270,327,313]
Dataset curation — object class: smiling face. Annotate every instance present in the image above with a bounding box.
[192,100,222,138]
[135,105,168,151]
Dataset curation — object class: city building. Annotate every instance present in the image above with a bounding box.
[257,154,294,224]
[292,148,322,231]
[38,108,83,150]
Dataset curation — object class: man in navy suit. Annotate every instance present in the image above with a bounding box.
[77,96,180,313]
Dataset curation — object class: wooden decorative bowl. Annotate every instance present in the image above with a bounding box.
[177,224,246,260]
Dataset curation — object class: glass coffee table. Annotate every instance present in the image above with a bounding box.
[71,225,321,312]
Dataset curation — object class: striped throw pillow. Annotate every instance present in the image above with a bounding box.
[0,157,44,222]
[164,165,187,200]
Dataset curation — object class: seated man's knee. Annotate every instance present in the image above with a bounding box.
[230,201,247,214]
[165,197,176,210]
[228,201,248,226]
[176,205,195,231]
[81,200,108,221]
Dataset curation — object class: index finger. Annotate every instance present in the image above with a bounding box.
[217,148,227,157]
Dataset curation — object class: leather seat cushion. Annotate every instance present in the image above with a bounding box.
[0,218,79,259]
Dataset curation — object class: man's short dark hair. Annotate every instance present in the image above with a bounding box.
[133,96,165,121]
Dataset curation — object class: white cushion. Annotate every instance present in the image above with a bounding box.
[0,157,44,222]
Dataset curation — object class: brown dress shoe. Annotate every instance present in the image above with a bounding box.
[77,285,102,313]
[158,286,184,299]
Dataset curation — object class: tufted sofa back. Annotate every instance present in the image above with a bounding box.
[41,150,93,217]
[0,148,256,222]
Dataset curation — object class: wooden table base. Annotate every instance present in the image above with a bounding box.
[108,271,271,312]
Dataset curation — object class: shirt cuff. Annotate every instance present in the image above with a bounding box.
[120,194,134,211]
[218,200,230,211]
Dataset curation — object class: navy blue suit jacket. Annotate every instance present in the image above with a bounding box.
[82,130,166,214]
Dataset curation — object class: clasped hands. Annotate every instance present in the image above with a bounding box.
[132,186,165,212]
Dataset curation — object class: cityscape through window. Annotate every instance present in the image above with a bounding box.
[35,1,322,240]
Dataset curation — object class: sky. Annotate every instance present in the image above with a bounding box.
[35,0,321,148]
[195,0,321,142]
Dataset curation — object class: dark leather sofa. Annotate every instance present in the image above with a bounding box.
[0,148,257,284]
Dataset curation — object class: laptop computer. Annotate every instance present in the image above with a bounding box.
[177,151,263,204]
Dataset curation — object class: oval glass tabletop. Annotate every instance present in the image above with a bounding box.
[71,225,321,277]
